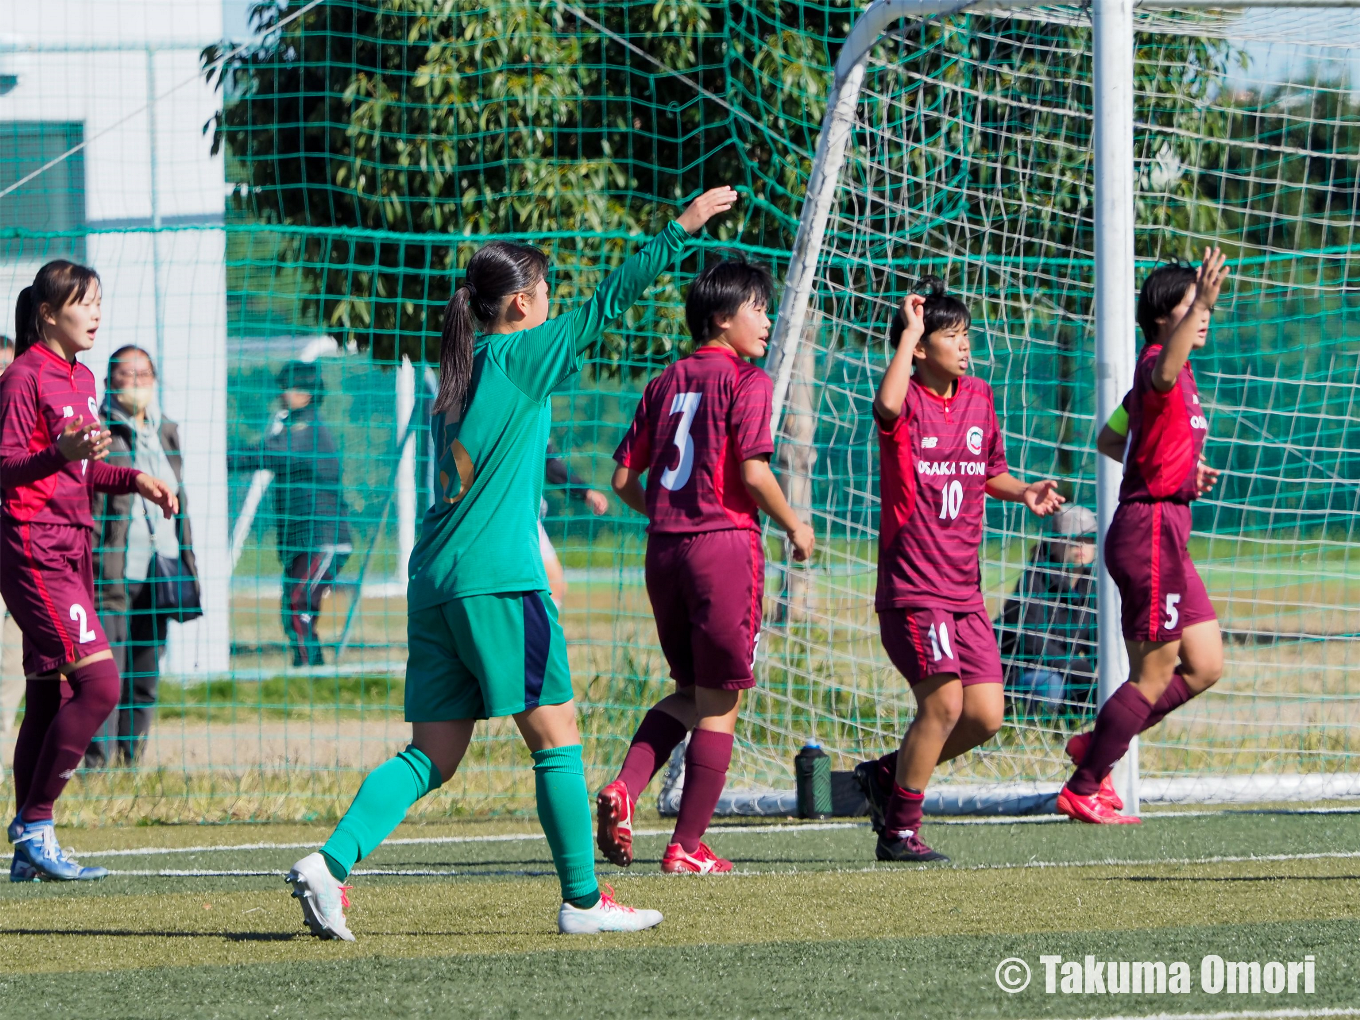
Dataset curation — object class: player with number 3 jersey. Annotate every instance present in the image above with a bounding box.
[1058,252,1229,825]
[600,257,814,875]
[854,277,1064,863]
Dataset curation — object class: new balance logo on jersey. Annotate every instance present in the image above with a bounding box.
[922,436,938,448]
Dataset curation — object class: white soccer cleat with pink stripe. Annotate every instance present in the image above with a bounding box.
[558,887,663,934]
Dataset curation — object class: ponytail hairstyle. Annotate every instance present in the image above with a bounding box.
[888,275,971,349]
[433,241,550,417]
[14,259,101,357]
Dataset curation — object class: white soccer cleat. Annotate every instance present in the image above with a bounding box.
[287,851,355,941]
[557,886,663,934]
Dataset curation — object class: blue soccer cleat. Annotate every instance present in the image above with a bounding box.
[13,821,109,881]
[7,815,23,845]
[10,852,39,883]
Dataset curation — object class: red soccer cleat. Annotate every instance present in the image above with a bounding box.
[1056,784,1140,825]
[660,841,733,875]
[1065,731,1124,812]
[596,780,634,867]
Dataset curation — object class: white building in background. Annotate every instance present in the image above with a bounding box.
[0,0,229,674]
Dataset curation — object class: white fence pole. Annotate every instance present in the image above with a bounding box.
[1092,0,1138,815]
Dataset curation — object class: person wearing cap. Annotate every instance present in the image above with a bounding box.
[995,504,1099,714]
[231,360,352,667]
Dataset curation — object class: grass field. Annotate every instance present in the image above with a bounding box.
[2,807,1358,1019]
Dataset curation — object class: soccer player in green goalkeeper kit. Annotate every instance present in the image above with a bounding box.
[284,186,738,940]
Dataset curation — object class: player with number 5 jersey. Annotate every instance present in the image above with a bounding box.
[1058,251,1229,825]
[854,277,1064,864]
[600,257,814,875]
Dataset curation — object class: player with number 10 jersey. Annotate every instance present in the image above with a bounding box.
[600,257,814,876]
[855,277,1064,864]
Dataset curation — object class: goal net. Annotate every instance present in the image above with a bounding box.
[739,2,1360,809]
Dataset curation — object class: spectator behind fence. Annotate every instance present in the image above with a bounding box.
[231,361,351,667]
[85,346,200,766]
[0,335,26,778]
[995,504,1099,713]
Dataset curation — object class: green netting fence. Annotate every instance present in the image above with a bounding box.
[0,1,1358,822]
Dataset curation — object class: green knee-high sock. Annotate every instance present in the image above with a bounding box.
[319,746,442,880]
[532,744,600,909]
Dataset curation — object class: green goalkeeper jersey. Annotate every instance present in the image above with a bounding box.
[407,220,691,610]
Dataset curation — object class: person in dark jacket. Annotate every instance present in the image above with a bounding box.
[86,346,199,766]
[539,438,609,607]
[995,504,1099,715]
[232,361,351,667]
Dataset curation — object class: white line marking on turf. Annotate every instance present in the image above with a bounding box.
[1021,1009,1360,1020]
[80,821,865,858]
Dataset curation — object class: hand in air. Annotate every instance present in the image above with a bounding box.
[899,293,926,339]
[1022,478,1065,517]
[677,186,739,234]
[1192,247,1229,312]
[56,416,112,463]
[584,489,609,516]
[787,522,816,563]
[136,473,180,519]
[1195,458,1220,496]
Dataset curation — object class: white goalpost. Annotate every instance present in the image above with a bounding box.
[714,0,1360,817]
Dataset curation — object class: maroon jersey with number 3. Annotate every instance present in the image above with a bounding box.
[876,375,1009,612]
[613,346,775,534]
[1118,344,1208,504]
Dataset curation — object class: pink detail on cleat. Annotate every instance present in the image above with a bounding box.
[1056,784,1140,825]
[596,780,634,867]
[660,841,732,874]
[1064,731,1124,812]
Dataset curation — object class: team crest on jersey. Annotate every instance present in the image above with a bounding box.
[922,436,938,449]
[87,396,100,421]
[965,426,983,455]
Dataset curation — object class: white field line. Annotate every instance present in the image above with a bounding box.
[1021,1010,1360,1020]
[79,805,1360,859]
[103,848,1360,880]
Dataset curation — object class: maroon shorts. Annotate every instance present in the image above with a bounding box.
[0,520,109,675]
[1105,500,1216,642]
[644,528,764,690]
[879,605,1003,687]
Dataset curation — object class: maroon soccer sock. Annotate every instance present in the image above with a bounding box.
[616,708,690,808]
[874,750,899,792]
[671,728,733,854]
[1139,671,1195,733]
[1068,682,1154,797]
[20,659,120,823]
[10,677,65,816]
[884,784,925,837]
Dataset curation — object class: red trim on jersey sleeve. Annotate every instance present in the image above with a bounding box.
[875,404,916,550]
[1136,378,1195,500]
[983,385,1009,479]
[612,388,653,470]
[729,365,775,461]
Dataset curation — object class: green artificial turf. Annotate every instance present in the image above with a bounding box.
[1,810,1357,1019]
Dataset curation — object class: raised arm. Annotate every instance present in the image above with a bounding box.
[558,187,738,355]
[1151,248,1227,392]
[874,295,925,423]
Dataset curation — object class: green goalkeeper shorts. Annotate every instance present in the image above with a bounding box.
[405,590,574,722]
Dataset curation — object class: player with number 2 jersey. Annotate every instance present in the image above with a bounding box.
[1059,252,1229,826]
[600,257,814,876]
[854,277,1064,864]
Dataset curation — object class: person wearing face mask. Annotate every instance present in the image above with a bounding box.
[84,346,198,767]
